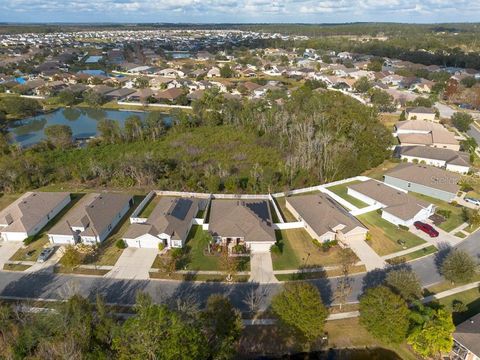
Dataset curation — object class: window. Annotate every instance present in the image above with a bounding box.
[407,182,411,188]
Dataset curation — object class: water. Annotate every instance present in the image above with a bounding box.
[165,51,192,59]
[78,69,107,76]
[85,56,103,63]
[8,108,173,147]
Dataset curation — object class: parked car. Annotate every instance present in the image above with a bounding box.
[465,197,480,206]
[37,247,56,263]
[414,221,439,237]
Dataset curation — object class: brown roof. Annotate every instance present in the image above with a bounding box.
[286,193,366,236]
[348,180,431,221]
[399,146,470,167]
[0,192,70,233]
[124,196,201,241]
[454,313,480,357]
[208,199,275,243]
[155,87,184,100]
[48,193,132,238]
[384,163,461,194]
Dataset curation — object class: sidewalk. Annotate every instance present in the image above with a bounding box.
[381,243,434,261]
[422,281,480,304]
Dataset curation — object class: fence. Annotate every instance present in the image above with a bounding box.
[129,190,155,224]
[273,222,304,230]
[117,101,192,110]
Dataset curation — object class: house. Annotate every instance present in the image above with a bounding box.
[406,107,437,121]
[411,79,435,93]
[104,87,136,101]
[0,192,71,242]
[208,199,276,253]
[207,67,221,78]
[347,180,434,227]
[395,120,460,151]
[156,68,185,78]
[286,193,368,243]
[127,88,155,103]
[399,146,470,174]
[48,193,133,245]
[452,313,480,360]
[383,163,461,202]
[155,88,185,103]
[123,196,204,249]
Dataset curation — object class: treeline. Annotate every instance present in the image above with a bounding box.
[0,292,243,359]
[0,88,392,193]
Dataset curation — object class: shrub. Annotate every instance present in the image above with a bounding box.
[398,225,409,231]
[270,243,281,255]
[23,236,35,245]
[365,232,372,242]
[115,239,127,249]
[436,209,451,219]
[158,242,165,251]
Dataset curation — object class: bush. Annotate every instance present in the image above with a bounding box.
[23,236,35,245]
[365,232,372,242]
[158,242,165,251]
[436,209,451,219]
[115,239,127,249]
[270,243,282,255]
[398,225,409,231]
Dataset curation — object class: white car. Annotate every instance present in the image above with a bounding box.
[465,197,480,206]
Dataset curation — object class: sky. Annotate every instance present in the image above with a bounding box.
[1,0,480,24]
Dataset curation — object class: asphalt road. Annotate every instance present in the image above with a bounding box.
[0,231,478,311]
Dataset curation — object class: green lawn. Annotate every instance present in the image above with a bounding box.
[361,159,401,180]
[327,181,369,208]
[138,195,160,218]
[386,245,437,264]
[271,229,359,270]
[455,231,467,238]
[409,192,465,232]
[273,197,297,222]
[183,226,221,271]
[357,212,426,256]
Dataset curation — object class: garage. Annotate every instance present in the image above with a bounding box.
[248,241,275,253]
[48,234,74,245]
[124,234,162,249]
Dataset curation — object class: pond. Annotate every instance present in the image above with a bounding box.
[8,108,173,147]
[165,51,192,59]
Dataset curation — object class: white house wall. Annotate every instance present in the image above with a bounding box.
[1,231,28,242]
[446,164,469,174]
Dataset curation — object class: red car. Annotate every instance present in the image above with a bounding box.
[414,221,439,237]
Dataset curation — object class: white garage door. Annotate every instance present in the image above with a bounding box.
[125,235,160,249]
[249,242,274,253]
[49,235,74,245]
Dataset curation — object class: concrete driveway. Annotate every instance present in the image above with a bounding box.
[409,221,463,247]
[106,248,157,280]
[250,252,278,284]
[26,246,64,274]
[343,239,386,271]
[0,242,22,267]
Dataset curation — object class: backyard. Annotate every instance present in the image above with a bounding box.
[326,180,369,208]
[0,193,22,211]
[271,228,360,270]
[357,211,426,256]
[137,195,160,218]
[273,196,297,222]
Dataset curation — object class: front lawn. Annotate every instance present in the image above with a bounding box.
[436,287,480,325]
[327,181,369,208]
[386,245,437,264]
[357,212,426,256]
[409,192,465,232]
[271,229,359,270]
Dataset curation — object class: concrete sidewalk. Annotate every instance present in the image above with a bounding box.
[423,281,480,304]
[381,243,435,261]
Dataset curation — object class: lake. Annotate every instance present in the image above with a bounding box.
[8,108,172,147]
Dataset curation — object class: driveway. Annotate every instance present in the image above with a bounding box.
[26,246,64,274]
[105,248,157,280]
[250,252,278,284]
[343,239,386,271]
[0,242,22,267]
[409,221,463,247]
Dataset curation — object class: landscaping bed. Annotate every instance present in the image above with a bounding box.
[271,229,360,271]
[54,266,110,276]
[357,212,426,256]
[2,263,32,271]
[275,265,366,281]
[149,271,249,282]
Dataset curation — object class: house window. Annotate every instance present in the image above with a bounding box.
[407,182,411,188]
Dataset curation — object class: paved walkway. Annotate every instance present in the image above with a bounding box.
[242,311,360,326]
[105,248,157,280]
[343,239,385,271]
[249,252,278,284]
[422,281,480,304]
[449,222,470,235]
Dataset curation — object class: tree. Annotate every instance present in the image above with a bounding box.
[56,90,77,106]
[369,88,396,112]
[441,250,477,284]
[271,282,328,343]
[408,305,455,358]
[367,59,383,72]
[451,112,474,132]
[461,76,477,88]
[353,76,372,93]
[461,136,477,153]
[385,268,422,302]
[220,64,234,78]
[201,294,243,359]
[44,124,73,149]
[113,293,209,360]
[60,246,82,269]
[97,118,121,144]
[0,96,41,118]
[83,90,105,107]
[359,286,410,344]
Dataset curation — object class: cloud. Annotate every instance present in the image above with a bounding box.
[0,0,479,22]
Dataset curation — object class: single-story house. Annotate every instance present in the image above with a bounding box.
[286,193,368,243]
[347,180,434,227]
[155,88,185,102]
[452,313,480,360]
[395,120,460,151]
[48,193,133,245]
[0,192,71,242]
[399,146,470,174]
[123,196,204,249]
[406,107,437,121]
[104,87,136,101]
[208,199,276,253]
[383,163,461,202]
[207,67,221,78]
[127,88,155,102]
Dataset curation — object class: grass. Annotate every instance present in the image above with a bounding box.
[275,265,366,281]
[196,210,205,219]
[326,180,369,208]
[0,193,22,210]
[357,211,426,256]
[9,193,85,262]
[386,245,437,264]
[361,159,400,180]
[137,195,159,218]
[272,197,297,222]
[409,192,465,232]
[426,273,480,294]
[149,271,249,282]
[2,263,31,271]
[271,229,360,270]
[436,286,480,325]
[54,266,110,276]
[455,231,467,238]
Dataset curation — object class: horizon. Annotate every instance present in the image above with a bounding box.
[1,0,480,24]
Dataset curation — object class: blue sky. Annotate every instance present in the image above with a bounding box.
[1,0,479,23]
